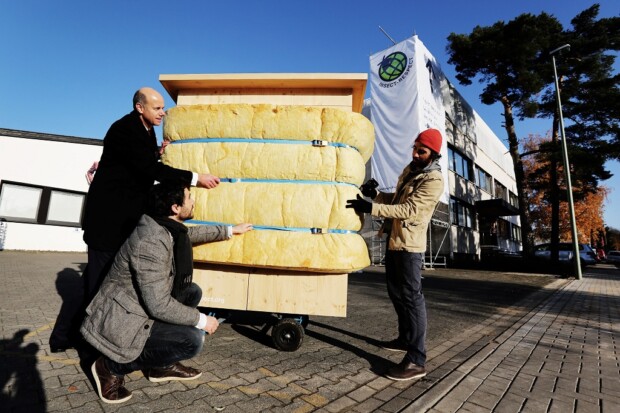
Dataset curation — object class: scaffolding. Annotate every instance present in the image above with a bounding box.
[367,204,451,268]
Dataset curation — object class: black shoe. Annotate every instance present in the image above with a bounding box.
[377,338,407,352]
[385,358,426,381]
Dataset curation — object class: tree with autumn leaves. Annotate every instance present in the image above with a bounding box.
[523,134,608,249]
[447,4,619,260]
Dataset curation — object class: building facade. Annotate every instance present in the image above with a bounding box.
[0,128,102,251]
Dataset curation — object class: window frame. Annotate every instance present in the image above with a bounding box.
[0,180,86,228]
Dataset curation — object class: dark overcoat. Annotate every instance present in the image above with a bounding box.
[83,110,191,251]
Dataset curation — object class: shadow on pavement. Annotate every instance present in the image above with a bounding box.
[0,329,46,412]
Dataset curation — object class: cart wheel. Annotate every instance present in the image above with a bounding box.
[272,318,304,351]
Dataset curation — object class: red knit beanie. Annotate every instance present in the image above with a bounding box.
[415,128,443,154]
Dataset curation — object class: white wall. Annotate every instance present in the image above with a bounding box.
[0,132,103,251]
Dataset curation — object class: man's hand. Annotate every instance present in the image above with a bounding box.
[197,173,220,189]
[85,161,99,185]
[346,195,372,214]
[232,223,253,234]
[360,178,378,199]
[159,140,170,156]
[202,316,219,335]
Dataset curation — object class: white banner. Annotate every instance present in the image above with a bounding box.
[369,35,449,202]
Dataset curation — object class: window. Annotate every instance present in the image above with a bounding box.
[450,197,475,229]
[509,191,519,208]
[477,167,492,193]
[495,181,507,201]
[511,224,522,242]
[0,181,86,227]
[448,145,474,182]
[46,190,85,225]
[497,219,510,238]
[0,183,42,223]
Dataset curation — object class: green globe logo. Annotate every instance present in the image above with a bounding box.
[378,52,408,82]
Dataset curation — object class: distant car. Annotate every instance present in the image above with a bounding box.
[606,250,620,267]
[533,243,597,266]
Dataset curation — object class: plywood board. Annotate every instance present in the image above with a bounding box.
[193,264,249,310]
[176,88,354,111]
[192,264,348,317]
[160,73,367,113]
[247,269,348,317]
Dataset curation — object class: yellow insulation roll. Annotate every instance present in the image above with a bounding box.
[190,182,362,231]
[162,140,366,186]
[162,103,374,273]
[190,230,369,273]
[163,104,375,162]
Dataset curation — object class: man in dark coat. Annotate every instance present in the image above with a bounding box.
[49,87,219,353]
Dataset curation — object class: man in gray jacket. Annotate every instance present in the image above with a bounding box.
[81,182,252,404]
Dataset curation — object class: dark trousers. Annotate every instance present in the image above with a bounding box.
[106,283,205,376]
[50,248,116,347]
[385,250,427,366]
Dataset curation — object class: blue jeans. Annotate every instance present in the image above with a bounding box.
[106,283,205,376]
[385,250,427,366]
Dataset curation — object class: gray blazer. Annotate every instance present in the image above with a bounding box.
[80,214,229,363]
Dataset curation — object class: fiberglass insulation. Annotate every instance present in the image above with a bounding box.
[162,103,374,273]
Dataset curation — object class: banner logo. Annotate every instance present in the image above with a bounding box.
[378,52,408,81]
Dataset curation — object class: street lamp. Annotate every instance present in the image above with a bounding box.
[550,44,582,280]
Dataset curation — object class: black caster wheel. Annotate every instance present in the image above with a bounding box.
[271,318,304,351]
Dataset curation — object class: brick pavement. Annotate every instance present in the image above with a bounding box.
[1,251,618,412]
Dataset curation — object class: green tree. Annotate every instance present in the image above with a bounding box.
[446,12,563,256]
[533,4,618,261]
[447,4,619,260]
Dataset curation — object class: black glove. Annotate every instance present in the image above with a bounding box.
[346,195,372,214]
[360,178,378,199]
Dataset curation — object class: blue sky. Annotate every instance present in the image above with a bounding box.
[1,0,618,229]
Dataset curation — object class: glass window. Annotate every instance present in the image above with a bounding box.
[47,191,85,225]
[0,183,41,222]
[448,145,474,182]
[495,182,507,201]
[450,196,475,229]
[0,181,86,227]
[498,219,510,238]
[509,191,519,208]
[450,197,458,225]
[477,167,492,193]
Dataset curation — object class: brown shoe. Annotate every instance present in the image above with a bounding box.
[385,358,426,381]
[147,362,202,383]
[91,356,132,404]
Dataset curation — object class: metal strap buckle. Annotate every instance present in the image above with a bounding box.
[311,140,328,147]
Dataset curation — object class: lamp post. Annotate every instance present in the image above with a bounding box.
[550,44,582,280]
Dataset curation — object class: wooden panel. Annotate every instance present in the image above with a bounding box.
[160,73,367,113]
[247,269,348,317]
[176,88,354,110]
[193,264,249,310]
[192,263,348,317]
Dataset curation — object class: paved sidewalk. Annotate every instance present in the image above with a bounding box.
[1,251,618,412]
[405,266,620,413]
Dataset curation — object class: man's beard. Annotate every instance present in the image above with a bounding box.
[411,157,432,169]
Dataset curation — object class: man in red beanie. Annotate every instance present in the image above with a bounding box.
[347,128,444,381]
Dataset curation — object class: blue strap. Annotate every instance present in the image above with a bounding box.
[185,220,357,235]
[219,177,356,187]
[170,137,358,152]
